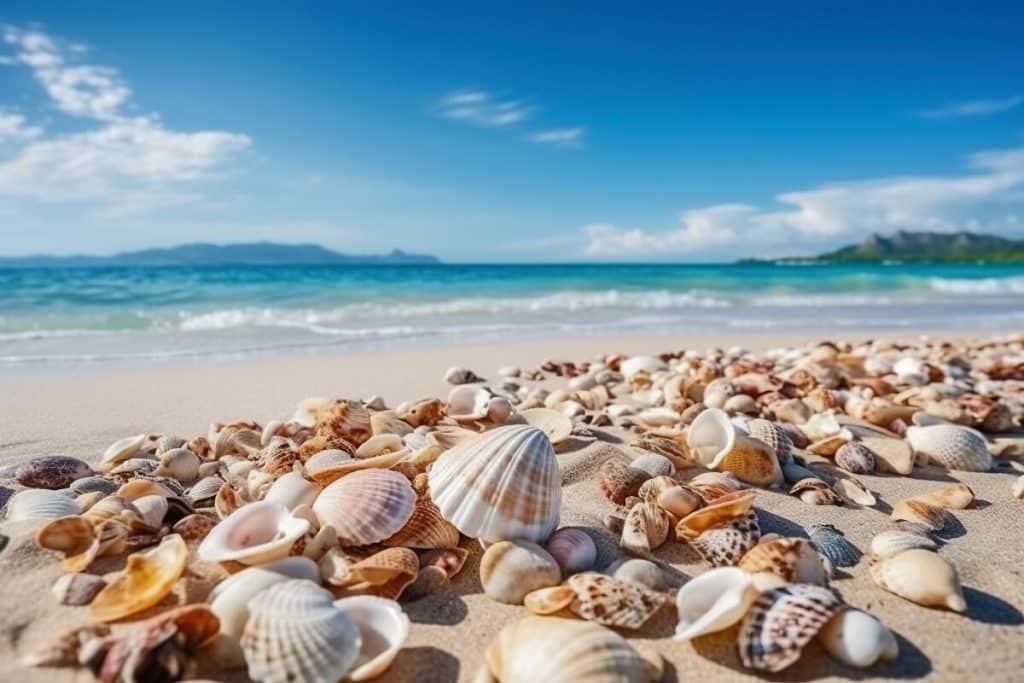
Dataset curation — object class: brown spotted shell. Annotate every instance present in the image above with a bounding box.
[738,537,829,585]
[687,510,761,566]
[738,584,843,672]
[314,399,372,445]
[562,573,667,629]
[834,442,876,474]
[598,458,650,505]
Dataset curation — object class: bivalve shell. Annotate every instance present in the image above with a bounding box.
[906,425,992,472]
[15,456,93,490]
[198,501,310,565]
[480,540,561,604]
[314,469,416,546]
[738,584,843,672]
[89,534,188,622]
[869,548,966,612]
[869,530,937,559]
[209,557,320,638]
[5,489,79,521]
[333,596,410,681]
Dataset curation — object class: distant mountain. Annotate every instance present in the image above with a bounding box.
[0,242,441,267]
[744,230,1024,264]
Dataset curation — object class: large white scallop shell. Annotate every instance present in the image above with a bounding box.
[210,557,320,638]
[313,469,416,546]
[429,425,561,543]
[674,567,758,641]
[5,489,79,521]
[241,579,361,683]
[198,500,310,565]
[333,596,410,681]
[905,425,992,472]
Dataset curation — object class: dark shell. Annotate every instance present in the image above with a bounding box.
[807,523,862,567]
[70,476,119,496]
[15,456,93,490]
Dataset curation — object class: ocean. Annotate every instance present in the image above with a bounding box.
[1,263,1023,367]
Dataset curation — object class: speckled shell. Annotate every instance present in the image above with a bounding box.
[89,534,188,622]
[834,442,876,474]
[746,419,794,462]
[5,489,79,521]
[688,510,761,567]
[240,579,361,683]
[808,523,861,568]
[739,537,830,585]
[869,548,966,612]
[598,458,650,505]
[676,490,757,539]
[15,456,93,490]
[675,567,758,641]
[429,425,561,543]
[738,584,843,672]
[480,540,561,604]
[481,616,661,683]
[906,425,992,472]
[313,469,416,546]
[314,399,372,446]
[562,573,667,630]
[545,527,598,574]
[198,501,310,565]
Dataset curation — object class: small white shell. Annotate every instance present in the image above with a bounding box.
[198,500,310,565]
[101,434,148,469]
[264,472,320,511]
[674,567,758,641]
[210,557,320,638]
[241,579,361,683]
[5,489,79,521]
[304,449,353,473]
[906,425,992,472]
[333,596,410,681]
[620,355,667,378]
[817,608,898,668]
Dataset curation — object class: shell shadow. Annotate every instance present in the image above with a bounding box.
[388,646,461,682]
[932,514,966,541]
[962,586,1024,625]
[756,508,809,538]
[404,592,469,626]
[906,467,959,483]
[0,485,13,510]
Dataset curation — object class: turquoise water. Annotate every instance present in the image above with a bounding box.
[1,263,1023,366]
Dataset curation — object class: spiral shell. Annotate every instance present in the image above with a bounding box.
[869,548,966,612]
[738,584,843,672]
[241,579,361,683]
[746,419,794,462]
[906,425,992,472]
[313,469,416,546]
[429,425,561,543]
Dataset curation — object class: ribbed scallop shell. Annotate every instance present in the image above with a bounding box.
[241,579,361,683]
[383,494,460,549]
[808,523,861,568]
[746,419,794,462]
[5,489,79,521]
[906,425,992,472]
[869,530,937,559]
[314,469,415,546]
[428,425,561,543]
[738,584,843,672]
[314,399,372,445]
[187,476,225,505]
[481,616,660,683]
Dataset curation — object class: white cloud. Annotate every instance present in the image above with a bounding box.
[584,146,1024,258]
[437,89,531,127]
[529,126,584,148]
[0,112,42,141]
[0,25,250,214]
[919,95,1022,119]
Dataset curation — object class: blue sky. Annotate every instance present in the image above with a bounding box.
[0,2,1023,261]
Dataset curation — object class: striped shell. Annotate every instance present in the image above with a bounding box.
[5,489,79,521]
[906,425,992,472]
[429,425,561,543]
[807,523,861,568]
[869,530,937,559]
[834,442,876,474]
[383,494,460,549]
[313,469,416,546]
[746,419,794,462]
[241,579,361,683]
[688,510,761,567]
[738,584,843,672]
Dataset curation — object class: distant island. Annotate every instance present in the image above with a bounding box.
[741,230,1024,264]
[0,242,441,267]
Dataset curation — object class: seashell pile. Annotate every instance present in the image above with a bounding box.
[6,333,1022,680]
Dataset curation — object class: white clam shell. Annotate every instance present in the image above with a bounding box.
[818,608,898,668]
[869,548,966,612]
[101,434,148,469]
[198,500,310,565]
[906,425,992,472]
[210,557,320,638]
[429,425,561,543]
[620,355,666,378]
[241,579,361,683]
[334,596,410,681]
[674,567,758,641]
[304,449,353,473]
[5,489,79,521]
[869,530,938,559]
[264,472,320,511]
[133,494,169,528]
[313,469,416,546]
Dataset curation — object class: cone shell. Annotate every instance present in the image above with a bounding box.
[561,572,667,629]
[383,494,460,549]
[869,548,966,612]
[688,510,761,566]
[429,425,561,543]
[912,483,974,510]
[738,584,843,672]
[834,442,876,474]
[674,567,758,641]
[241,579,361,683]
[621,501,671,555]
[89,534,187,622]
[480,616,661,683]
[870,530,937,559]
[906,425,992,472]
[480,540,561,604]
[314,469,416,546]
[333,596,410,681]
[199,500,310,565]
[5,489,79,521]
[739,537,830,585]
[545,527,598,574]
[817,608,898,668]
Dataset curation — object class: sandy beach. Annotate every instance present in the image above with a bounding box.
[2,329,1023,683]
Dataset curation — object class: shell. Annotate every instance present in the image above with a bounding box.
[653,484,703,518]
[738,584,843,672]
[480,540,561,604]
[101,434,149,470]
[37,516,127,571]
[628,452,676,478]
[831,477,877,507]
[687,409,782,487]
[1013,475,1024,500]
[906,425,992,472]
[597,458,649,505]
[22,623,112,669]
[746,419,794,462]
[152,448,201,484]
[544,527,598,574]
[15,456,93,489]
[518,408,573,445]
[444,366,483,385]
[688,510,761,566]
[621,355,666,378]
[333,596,410,681]
[240,579,361,683]
[383,494,460,549]
[834,442,876,474]
[344,547,420,599]
[807,523,861,567]
[869,548,966,612]
[429,425,561,543]
[198,500,310,565]
[209,557,320,638]
[738,537,830,585]
[133,494,169,527]
[5,489,79,521]
[676,490,757,538]
[817,608,899,668]
[609,558,665,591]
[869,530,937,559]
[674,567,758,641]
[264,471,320,511]
[304,448,353,473]
[862,436,914,475]
[480,616,661,683]
[890,499,948,532]
[790,478,841,506]
[172,513,218,542]
[912,483,975,510]
[188,476,225,505]
[70,476,118,496]
[313,469,416,546]
[534,573,666,629]
[314,399,372,445]
[51,572,107,605]
[420,547,469,579]
[621,501,671,555]
[89,534,188,621]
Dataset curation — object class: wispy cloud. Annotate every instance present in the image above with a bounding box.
[529,126,584,148]
[583,145,1024,258]
[436,89,531,127]
[0,25,250,213]
[919,95,1022,119]
[0,111,42,141]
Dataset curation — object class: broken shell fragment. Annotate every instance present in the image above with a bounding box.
[911,483,974,510]
[89,534,188,622]
[620,501,671,555]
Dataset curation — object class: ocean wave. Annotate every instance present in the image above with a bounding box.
[928,276,1024,294]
